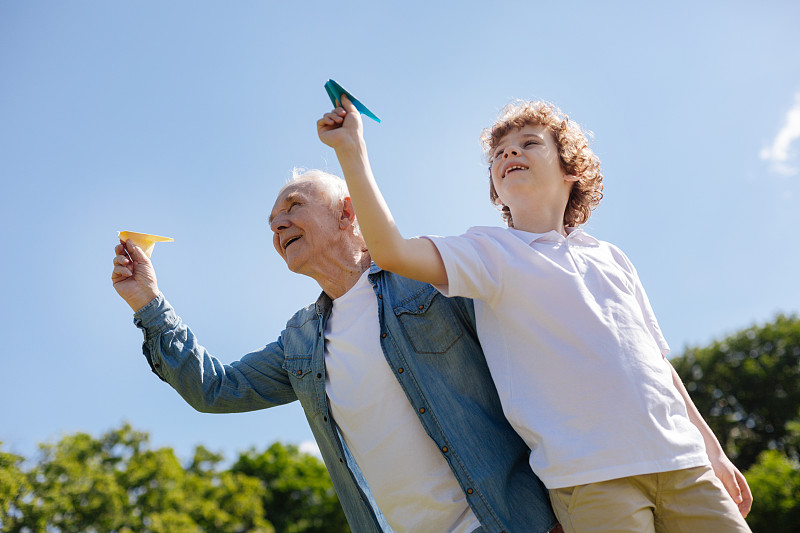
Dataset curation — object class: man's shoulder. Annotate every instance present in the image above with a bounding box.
[285,301,320,330]
[378,269,475,316]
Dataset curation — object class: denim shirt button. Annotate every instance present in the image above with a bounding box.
[466,488,474,495]
[441,446,448,453]
[397,367,404,373]
[381,333,387,338]
[418,407,426,414]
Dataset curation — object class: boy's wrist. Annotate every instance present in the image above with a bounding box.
[334,138,368,160]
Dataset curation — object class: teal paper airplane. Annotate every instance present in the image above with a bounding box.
[324,79,381,123]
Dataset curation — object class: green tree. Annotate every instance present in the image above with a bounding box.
[0,424,273,532]
[0,425,352,532]
[743,450,800,532]
[671,314,800,470]
[0,446,35,532]
[232,442,350,533]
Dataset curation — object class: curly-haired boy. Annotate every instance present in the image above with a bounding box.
[318,96,752,532]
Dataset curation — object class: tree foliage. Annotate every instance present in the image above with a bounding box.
[744,449,800,532]
[0,424,349,533]
[671,313,800,531]
[672,313,800,470]
[232,443,350,533]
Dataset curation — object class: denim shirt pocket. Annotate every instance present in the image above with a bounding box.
[393,286,463,354]
[282,355,319,413]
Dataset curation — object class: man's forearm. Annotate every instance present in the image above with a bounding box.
[135,296,295,413]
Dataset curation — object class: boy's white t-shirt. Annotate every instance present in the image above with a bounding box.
[324,270,481,533]
[425,226,709,489]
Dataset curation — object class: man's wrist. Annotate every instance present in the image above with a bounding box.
[129,290,160,313]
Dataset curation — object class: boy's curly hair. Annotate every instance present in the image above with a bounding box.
[481,100,604,228]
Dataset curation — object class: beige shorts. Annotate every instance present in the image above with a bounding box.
[548,465,751,533]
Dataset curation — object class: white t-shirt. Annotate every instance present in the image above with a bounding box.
[325,270,480,533]
[426,226,709,489]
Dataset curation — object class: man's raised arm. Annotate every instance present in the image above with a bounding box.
[111,239,296,412]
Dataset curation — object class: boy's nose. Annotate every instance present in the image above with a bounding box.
[503,147,520,158]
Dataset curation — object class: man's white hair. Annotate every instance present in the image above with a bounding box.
[282,168,349,210]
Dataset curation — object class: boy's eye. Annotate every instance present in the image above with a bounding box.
[524,140,538,147]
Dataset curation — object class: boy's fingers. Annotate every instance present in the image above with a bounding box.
[726,478,743,503]
[340,93,357,113]
[736,471,752,516]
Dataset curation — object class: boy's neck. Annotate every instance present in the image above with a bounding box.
[510,208,569,237]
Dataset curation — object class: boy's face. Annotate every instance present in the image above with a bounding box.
[490,123,576,214]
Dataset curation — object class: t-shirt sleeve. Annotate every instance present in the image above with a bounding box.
[624,255,671,357]
[606,243,670,356]
[423,229,503,305]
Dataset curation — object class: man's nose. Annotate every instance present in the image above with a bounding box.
[270,214,289,233]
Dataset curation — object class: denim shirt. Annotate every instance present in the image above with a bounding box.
[134,265,555,533]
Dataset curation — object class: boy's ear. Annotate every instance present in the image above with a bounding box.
[340,196,357,229]
[563,174,579,183]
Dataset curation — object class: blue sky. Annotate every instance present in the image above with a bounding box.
[2,1,799,463]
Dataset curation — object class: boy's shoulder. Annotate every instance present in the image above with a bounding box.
[584,234,637,272]
[462,225,516,241]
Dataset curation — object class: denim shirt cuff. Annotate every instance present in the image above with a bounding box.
[132,293,179,380]
[133,293,177,334]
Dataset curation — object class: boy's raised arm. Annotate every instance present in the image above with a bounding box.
[317,94,448,287]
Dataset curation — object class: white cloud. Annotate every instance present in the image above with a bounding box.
[760,92,800,176]
[298,440,322,459]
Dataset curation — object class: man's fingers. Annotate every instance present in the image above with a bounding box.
[125,240,149,263]
[112,264,133,280]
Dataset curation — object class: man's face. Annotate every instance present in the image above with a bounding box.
[489,123,572,208]
[269,180,340,276]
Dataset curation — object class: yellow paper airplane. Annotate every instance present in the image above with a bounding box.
[118,231,173,258]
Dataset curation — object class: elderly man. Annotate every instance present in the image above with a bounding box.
[112,169,557,533]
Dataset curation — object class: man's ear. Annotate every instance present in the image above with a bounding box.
[339,196,357,229]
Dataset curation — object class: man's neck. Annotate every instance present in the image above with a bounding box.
[316,251,372,300]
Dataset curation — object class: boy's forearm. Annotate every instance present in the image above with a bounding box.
[667,361,724,456]
[334,142,406,267]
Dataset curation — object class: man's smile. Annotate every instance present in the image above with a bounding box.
[283,235,302,249]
